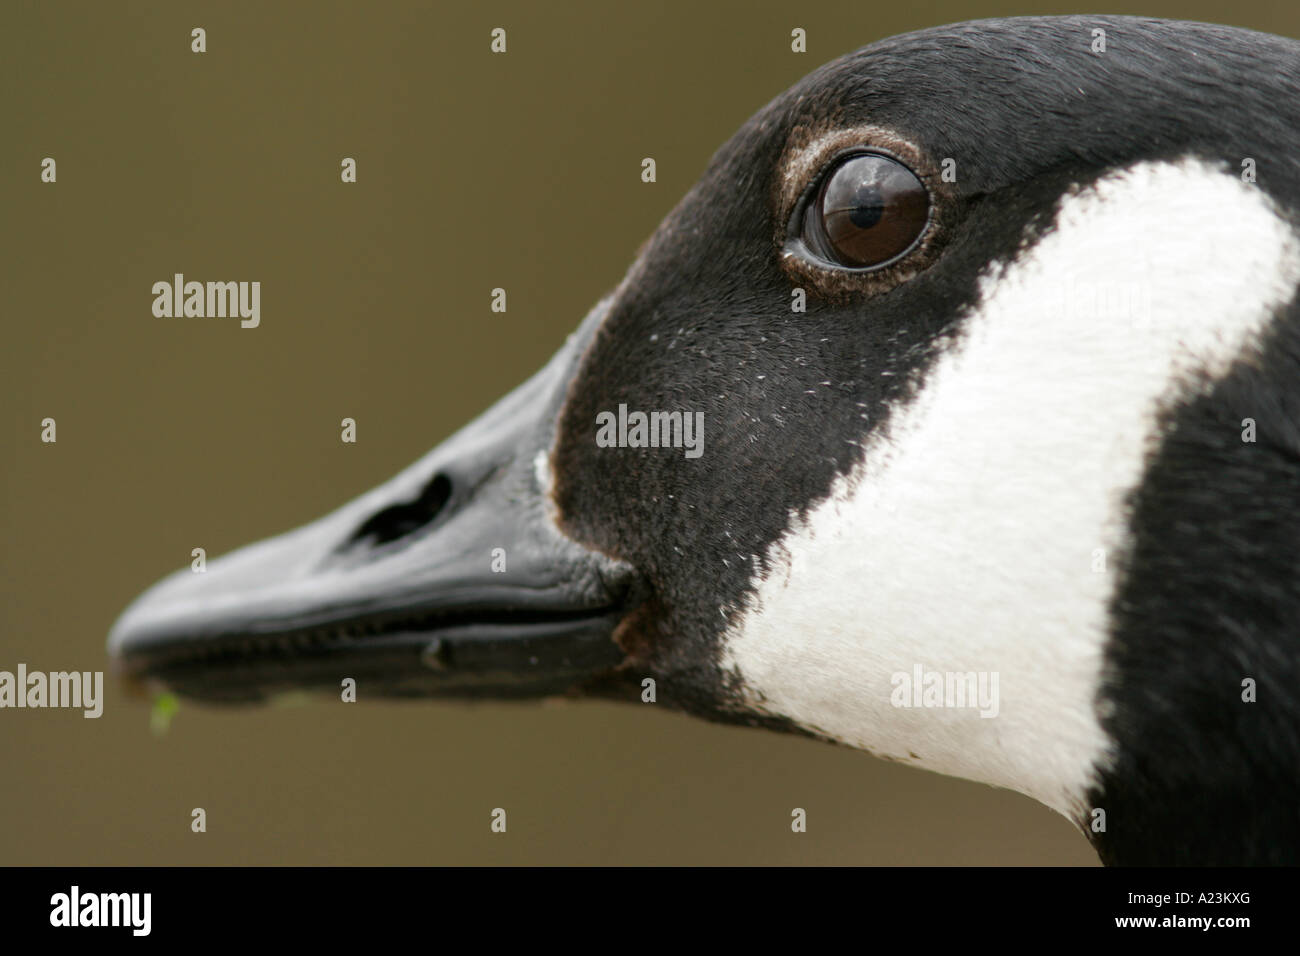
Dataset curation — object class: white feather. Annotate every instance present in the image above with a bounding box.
[721,158,1300,818]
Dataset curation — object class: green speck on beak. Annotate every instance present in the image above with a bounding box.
[150,692,180,736]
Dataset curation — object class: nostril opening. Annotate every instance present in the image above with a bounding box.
[346,472,453,549]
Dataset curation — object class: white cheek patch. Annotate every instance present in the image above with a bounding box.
[721,158,1300,819]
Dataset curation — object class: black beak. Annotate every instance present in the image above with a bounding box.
[107,299,643,704]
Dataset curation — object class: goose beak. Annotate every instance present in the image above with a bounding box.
[107,300,642,704]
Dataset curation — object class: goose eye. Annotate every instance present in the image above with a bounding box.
[801,153,929,270]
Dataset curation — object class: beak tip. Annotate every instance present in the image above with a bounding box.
[106,596,149,663]
[105,561,212,663]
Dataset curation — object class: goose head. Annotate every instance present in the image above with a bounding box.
[109,15,1300,865]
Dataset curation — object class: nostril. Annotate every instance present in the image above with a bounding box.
[346,472,453,549]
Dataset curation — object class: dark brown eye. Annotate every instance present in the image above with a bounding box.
[801,153,929,270]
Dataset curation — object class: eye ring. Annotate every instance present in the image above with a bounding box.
[788,150,932,273]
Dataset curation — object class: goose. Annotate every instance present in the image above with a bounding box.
[108,14,1300,866]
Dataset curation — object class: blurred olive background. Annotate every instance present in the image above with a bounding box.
[3,0,1295,866]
